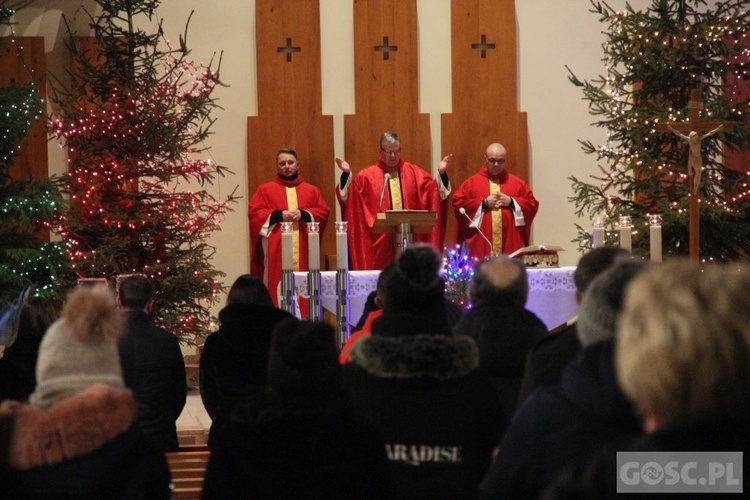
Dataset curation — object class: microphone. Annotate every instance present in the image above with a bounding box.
[459,207,495,255]
[379,172,391,212]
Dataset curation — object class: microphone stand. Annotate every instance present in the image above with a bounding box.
[460,207,497,256]
[378,173,391,212]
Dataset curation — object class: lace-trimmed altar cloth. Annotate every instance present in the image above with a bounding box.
[287,267,577,331]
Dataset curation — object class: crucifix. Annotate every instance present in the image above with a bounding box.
[656,89,733,262]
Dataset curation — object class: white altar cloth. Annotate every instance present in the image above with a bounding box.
[289,267,578,330]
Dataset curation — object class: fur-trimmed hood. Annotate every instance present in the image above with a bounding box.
[348,333,479,380]
[1,383,136,470]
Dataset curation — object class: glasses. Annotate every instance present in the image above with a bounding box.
[486,157,506,165]
[380,148,402,157]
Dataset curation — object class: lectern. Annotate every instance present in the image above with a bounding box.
[373,210,437,257]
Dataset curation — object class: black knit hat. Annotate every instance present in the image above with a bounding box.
[267,318,341,395]
[378,244,449,336]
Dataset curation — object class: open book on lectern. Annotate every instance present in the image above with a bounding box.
[509,244,564,268]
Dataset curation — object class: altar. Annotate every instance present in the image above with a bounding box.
[289,267,578,331]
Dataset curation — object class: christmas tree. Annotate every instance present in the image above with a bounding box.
[0,1,70,304]
[568,0,750,260]
[49,0,237,344]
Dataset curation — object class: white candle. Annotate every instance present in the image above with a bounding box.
[593,227,605,248]
[649,215,663,263]
[335,221,348,270]
[592,215,606,249]
[618,216,632,252]
[281,221,294,271]
[281,232,293,270]
[307,228,320,271]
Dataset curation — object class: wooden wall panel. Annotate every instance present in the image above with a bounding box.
[247,0,336,263]
[0,37,48,182]
[441,0,529,246]
[343,0,431,177]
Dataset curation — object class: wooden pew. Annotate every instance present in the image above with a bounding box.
[166,448,210,500]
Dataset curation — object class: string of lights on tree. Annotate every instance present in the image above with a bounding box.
[1,1,71,304]
[567,0,750,261]
[49,0,237,344]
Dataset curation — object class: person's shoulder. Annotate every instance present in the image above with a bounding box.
[253,179,278,191]
[532,323,577,349]
[402,161,432,177]
[354,164,379,175]
[134,322,181,347]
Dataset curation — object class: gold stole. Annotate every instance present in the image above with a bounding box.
[285,186,300,270]
[388,171,403,210]
[489,178,502,253]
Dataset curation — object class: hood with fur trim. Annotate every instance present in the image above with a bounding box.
[2,383,136,470]
[348,334,479,380]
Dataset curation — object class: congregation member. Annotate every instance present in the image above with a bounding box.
[117,274,186,452]
[0,296,56,403]
[248,148,330,305]
[452,142,538,257]
[616,261,750,444]
[339,263,397,364]
[199,274,293,446]
[202,318,390,499]
[453,255,547,425]
[0,383,142,497]
[344,244,504,498]
[480,259,646,500]
[335,132,451,270]
[517,246,630,405]
[544,261,750,497]
[4,284,170,499]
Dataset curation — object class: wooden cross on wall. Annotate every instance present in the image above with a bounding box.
[656,89,733,262]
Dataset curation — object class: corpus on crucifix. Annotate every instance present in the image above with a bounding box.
[656,89,733,262]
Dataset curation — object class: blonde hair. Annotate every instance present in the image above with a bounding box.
[62,284,123,343]
[616,260,750,427]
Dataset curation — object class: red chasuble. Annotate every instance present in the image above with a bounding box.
[345,160,442,270]
[248,175,330,305]
[452,167,539,258]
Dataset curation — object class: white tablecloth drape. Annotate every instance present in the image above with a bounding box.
[288,267,578,331]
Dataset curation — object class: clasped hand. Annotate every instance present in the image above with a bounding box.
[486,193,509,209]
[282,210,301,222]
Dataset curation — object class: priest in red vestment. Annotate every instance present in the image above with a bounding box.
[334,132,451,270]
[248,149,330,305]
[452,143,539,258]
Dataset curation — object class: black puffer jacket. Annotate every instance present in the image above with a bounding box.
[343,313,505,499]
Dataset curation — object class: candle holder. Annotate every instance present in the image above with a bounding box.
[592,215,607,249]
[306,222,322,320]
[618,215,633,252]
[280,221,295,315]
[334,221,350,348]
[649,214,663,263]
